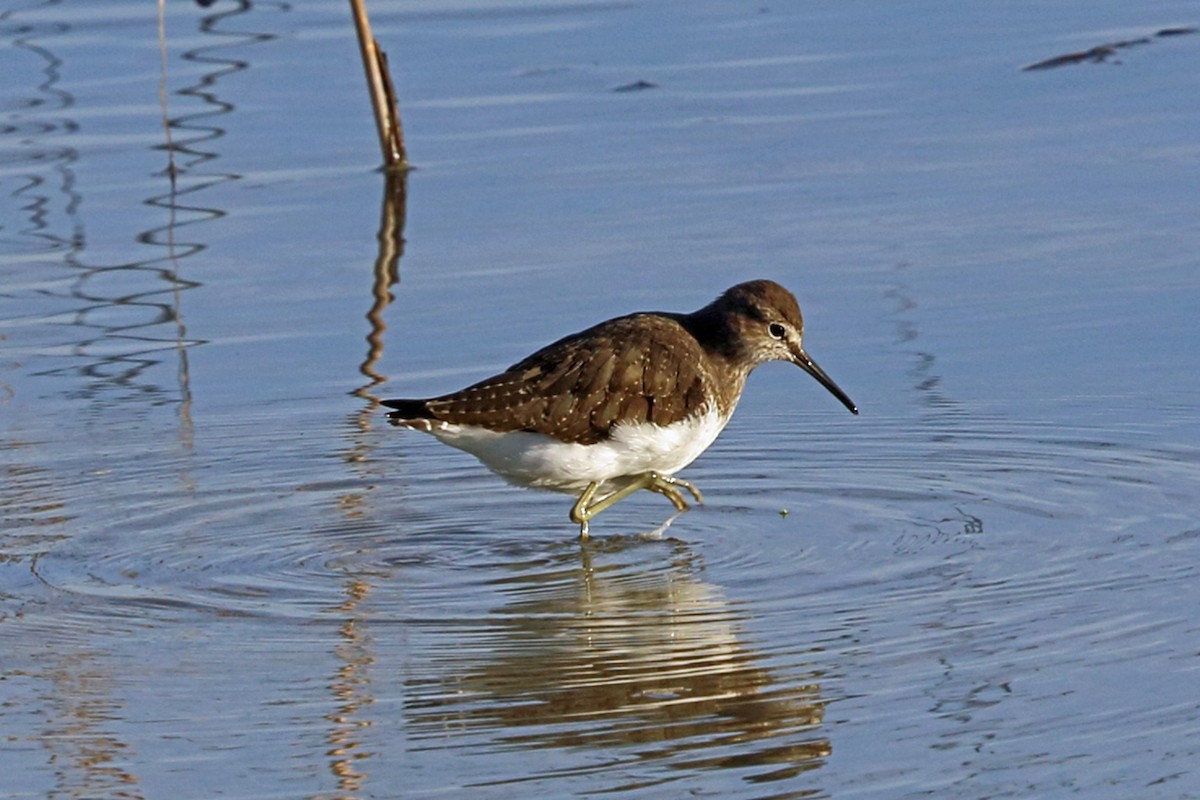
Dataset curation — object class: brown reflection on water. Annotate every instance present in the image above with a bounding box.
[15,648,143,798]
[324,578,377,800]
[325,173,407,794]
[346,169,407,443]
[406,542,829,784]
[357,171,407,395]
[340,170,406,524]
[1,440,74,561]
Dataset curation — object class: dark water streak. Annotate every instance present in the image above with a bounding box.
[1023,26,1196,71]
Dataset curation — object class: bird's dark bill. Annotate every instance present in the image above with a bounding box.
[794,349,858,414]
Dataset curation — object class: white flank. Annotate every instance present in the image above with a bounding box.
[404,405,731,493]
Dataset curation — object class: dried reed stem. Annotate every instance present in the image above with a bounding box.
[348,0,408,170]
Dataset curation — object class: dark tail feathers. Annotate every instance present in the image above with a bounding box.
[381,398,432,420]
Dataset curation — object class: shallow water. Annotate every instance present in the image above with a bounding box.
[3,1,1200,798]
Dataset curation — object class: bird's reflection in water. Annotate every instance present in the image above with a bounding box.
[405,534,829,784]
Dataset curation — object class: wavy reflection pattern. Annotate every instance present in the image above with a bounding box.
[4,0,272,410]
[1,3,274,797]
[405,543,829,790]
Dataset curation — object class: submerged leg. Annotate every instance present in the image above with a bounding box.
[568,473,704,538]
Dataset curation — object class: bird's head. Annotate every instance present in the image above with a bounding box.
[710,280,858,415]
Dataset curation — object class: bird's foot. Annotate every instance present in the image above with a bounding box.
[646,473,704,510]
[647,480,688,511]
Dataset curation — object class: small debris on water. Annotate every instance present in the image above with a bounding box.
[613,79,658,93]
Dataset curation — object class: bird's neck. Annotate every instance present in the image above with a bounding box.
[676,308,755,415]
[681,307,752,367]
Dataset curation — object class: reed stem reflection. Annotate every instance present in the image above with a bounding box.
[325,579,376,799]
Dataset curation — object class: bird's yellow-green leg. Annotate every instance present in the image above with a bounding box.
[571,477,652,539]
[570,473,704,538]
[570,481,602,539]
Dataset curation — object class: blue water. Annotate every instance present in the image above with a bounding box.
[2,1,1199,798]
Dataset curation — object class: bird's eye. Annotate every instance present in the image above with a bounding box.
[768,322,787,340]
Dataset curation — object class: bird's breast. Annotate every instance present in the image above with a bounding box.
[605,403,732,476]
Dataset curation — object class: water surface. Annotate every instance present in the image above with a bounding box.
[2,1,1199,798]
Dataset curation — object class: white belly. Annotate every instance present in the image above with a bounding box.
[410,405,731,493]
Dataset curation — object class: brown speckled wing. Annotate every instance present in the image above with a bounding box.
[406,313,711,445]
